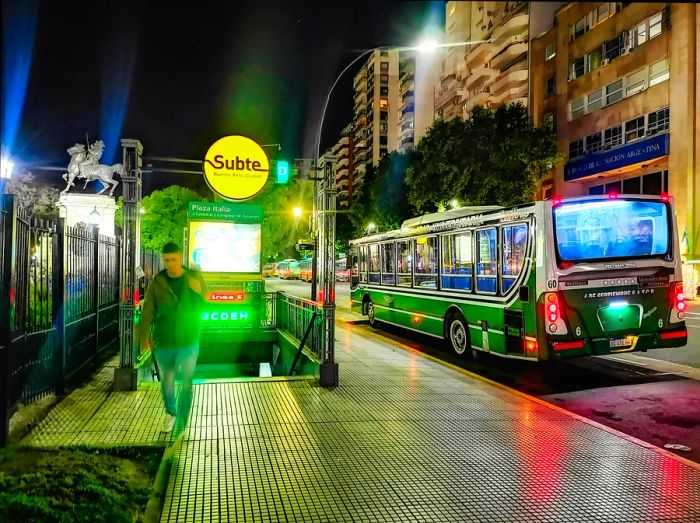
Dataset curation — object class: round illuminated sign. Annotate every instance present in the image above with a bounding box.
[203,135,270,201]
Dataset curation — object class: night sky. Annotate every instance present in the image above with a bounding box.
[2,0,443,194]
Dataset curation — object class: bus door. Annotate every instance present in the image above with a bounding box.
[349,246,359,290]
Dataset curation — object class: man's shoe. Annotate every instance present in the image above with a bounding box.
[161,414,176,433]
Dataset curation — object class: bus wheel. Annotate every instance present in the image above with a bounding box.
[447,313,471,358]
[367,299,378,327]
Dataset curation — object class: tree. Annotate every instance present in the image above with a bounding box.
[7,172,61,219]
[406,103,562,213]
[117,185,205,252]
[344,151,414,240]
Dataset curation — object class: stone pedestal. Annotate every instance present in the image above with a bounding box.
[56,193,117,236]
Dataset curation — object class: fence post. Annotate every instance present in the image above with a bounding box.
[92,226,99,362]
[54,218,66,395]
[0,195,18,445]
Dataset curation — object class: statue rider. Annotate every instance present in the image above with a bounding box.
[78,140,105,180]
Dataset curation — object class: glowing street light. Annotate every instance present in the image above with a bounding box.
[293,207,303,218]
[450,199,460,209]
[0,156,14,196]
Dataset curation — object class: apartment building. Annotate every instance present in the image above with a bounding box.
[351,50,400,196]
[530,2,699,260]
[331,124,354,208]
[435,1,530,120]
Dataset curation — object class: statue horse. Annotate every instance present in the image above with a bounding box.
[79,163,124,196]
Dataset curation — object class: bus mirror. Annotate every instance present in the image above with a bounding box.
[519,286,530,303]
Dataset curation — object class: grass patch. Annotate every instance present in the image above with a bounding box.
[0,446,162,523]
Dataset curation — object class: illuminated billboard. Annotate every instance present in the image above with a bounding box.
[188,221,261,273]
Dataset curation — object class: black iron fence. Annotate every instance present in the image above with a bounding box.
[0,194,159,445]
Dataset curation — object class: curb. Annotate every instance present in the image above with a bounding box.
[143,446,173,523]
[348,319,700,473]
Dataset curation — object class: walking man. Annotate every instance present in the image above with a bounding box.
[141,242,207,433]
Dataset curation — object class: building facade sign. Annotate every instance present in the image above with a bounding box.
[564,133,669,181]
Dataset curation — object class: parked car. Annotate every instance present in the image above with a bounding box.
[262,263,277,278]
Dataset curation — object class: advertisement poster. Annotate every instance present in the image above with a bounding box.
[188,221,261,273]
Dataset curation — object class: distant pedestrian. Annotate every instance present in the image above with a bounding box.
[141,242,207,434]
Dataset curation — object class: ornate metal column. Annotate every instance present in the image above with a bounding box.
[114,139,143,391]
[317,154,338,387]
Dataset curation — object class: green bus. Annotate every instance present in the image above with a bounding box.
[349,195,687,361]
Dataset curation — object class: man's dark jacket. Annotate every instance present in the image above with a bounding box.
[141,268,207,349]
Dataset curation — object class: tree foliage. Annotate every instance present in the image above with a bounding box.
[7,172,61,219]
[117,185,205,252]
[342,151,413,241]
[406,103,562,213]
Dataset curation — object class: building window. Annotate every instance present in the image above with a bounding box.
[649,58,670,86]
[380,61,389,72]
[643,171,663,195]
[603,125,623,149]
[649,11,664,39]
[570,57,585,80]
[632,20,647,47]
[379,98,389,108]
[626,68,647,96]
[625,116,645,142]
[570,97,585,120]
[647,107,670,135]
[379,122,388,132]
[586,48,602,73]
[569,139,584,159]
[623,177,641,194]
[605,79,623,105]
[586,88,603,113]
[380,86,388,96]
[546,77,555,96]
[545,42,556,61]
[571,18,586,40]
[585,132,602,153]
[603,33,625,61]
[379,135,388,146]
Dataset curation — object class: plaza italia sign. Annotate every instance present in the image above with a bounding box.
[564,133,669,181]
[203,135,269,201]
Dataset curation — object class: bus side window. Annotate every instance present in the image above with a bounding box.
[368,244,381,283]
[502,224,528,293]
[414,236,438,288]
[476,228,497,294]
[441,232,472,291]
[381,243,396,285]
[398,241,412,286]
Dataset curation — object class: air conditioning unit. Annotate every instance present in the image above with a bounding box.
[601,58,610,66]
[620,47,629,56]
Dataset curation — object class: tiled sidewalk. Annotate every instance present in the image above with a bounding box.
[23,323,700,522]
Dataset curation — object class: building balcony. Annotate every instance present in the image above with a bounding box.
[491,12,528,43]
[464,88,491,113]
[435,82,461,111]
[466,42,495,69]
[439,69,457,87]
[465,66,498,91]
[489,40,528,71]
[490,68,527,96]
[337,157,349,169]
[490,86,527,105]
[353,69,367,90]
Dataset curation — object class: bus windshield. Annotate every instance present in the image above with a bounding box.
[554,199,670,262]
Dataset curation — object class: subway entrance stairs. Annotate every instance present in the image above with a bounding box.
[22,320,700,522]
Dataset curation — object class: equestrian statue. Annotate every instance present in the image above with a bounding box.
[61,139,123,196]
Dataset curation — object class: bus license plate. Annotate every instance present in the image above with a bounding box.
[610,336,633,348]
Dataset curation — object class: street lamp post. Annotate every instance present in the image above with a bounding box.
[310,38,492,387]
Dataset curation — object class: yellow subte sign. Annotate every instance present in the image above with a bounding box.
[203,135,269,201]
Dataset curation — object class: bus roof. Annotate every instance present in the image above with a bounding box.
[401,206,503,229]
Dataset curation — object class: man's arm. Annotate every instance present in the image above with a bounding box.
[140,280,156,350]
[187,270,208,298]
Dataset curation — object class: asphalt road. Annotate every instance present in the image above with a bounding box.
[266,278,700,462]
